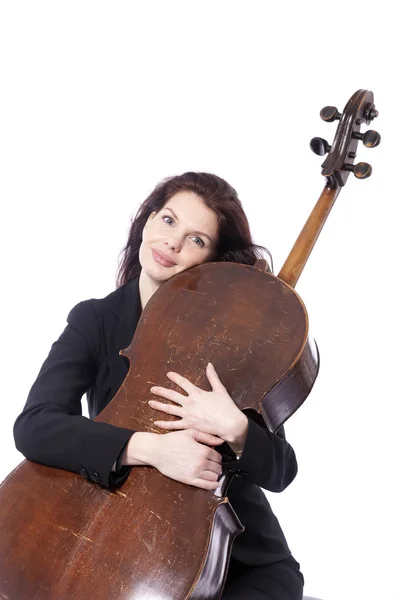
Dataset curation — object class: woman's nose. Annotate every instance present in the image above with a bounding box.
[164,236,182,252]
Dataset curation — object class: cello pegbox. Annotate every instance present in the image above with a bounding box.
[312,90,380,188]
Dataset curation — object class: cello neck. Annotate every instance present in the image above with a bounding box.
[277,185,341,289]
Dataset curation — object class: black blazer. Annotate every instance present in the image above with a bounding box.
[14,277,298,566]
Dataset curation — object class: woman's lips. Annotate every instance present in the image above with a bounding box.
[152,249,176,267]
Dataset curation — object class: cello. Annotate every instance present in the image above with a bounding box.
[0,89,380,599]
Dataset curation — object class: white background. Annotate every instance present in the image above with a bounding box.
[1,2,399,599]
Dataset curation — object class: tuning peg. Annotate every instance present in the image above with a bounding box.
[352,129,381,148]
[320,106,342,122]
[364,104,379,122]
[310,137,332,156]
[344,162,372,179]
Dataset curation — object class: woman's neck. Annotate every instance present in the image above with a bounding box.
[138,271,161,310]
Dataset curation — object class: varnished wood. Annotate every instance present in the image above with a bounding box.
[277,186,340,288]
[320,89,378,188]
[280,89,379,289]
[0,263,318,599]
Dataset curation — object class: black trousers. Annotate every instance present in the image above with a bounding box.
[221,555,304,600]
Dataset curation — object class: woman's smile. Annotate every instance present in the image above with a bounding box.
[152,249,176,267]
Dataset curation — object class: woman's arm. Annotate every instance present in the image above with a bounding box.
[14,301,224,491]
[13,301,134,488]
[120,429,224,490]
[220,414,298,492]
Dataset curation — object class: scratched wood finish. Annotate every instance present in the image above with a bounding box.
[106,263,316,433]
[0,262,318,599]
[1,461,234,599]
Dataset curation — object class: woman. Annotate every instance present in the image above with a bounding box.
[14,172,304,600]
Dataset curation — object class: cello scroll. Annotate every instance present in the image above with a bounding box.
[310,88,381,187]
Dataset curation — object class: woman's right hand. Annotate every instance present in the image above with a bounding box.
[122,429,224,491]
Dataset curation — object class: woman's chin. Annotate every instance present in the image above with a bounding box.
[143,263,178,284]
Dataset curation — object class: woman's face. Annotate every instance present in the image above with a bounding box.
[139,190,219,286]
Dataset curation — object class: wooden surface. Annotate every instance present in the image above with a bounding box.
[0,262,318,599]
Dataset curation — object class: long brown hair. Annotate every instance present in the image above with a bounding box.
[116,172,271,287]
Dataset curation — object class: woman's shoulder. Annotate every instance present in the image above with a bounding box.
[67,278,140,333]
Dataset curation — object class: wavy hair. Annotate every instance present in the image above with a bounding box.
[116,172,271,287]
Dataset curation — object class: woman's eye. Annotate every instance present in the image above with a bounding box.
[161,216,204,248]
[191,236,205,248]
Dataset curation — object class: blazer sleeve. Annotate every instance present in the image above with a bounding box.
[221,412,298,492]
[13,301,134,488]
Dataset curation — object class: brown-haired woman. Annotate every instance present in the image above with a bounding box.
[14,172,304,600]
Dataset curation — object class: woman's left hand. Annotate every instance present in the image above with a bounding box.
[149,362,248,448]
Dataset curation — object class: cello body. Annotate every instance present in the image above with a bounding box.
[0,263,317,599]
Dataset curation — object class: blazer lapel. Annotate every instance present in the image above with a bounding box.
[107,277,142,401]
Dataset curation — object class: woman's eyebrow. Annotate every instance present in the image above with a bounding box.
[164,207,213,242]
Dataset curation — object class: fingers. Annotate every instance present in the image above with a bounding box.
[206,362,226,392]
[148,399,183,418]
[154,429,224,491]
[166,371,196,394]
[204,460,222,477]
[193,463,223,490]
[150,387,186,405]
[207,448,224,464]
[153,419,184,430]
[190,463,222,490]
[203,470,220,482]
[191,429,224,446]
[192,478,221,491]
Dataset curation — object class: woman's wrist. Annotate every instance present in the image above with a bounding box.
[223,412,249,454]
[120,432,160,467]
